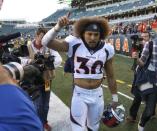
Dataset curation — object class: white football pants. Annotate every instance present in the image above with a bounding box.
[70,85,104,131]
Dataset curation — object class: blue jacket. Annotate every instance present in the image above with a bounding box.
[0,84,43,131]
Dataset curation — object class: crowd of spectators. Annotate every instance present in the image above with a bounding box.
[55,16,157,39]
[110,16,157,35]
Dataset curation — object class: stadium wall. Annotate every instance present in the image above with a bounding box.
[107,34,133,56]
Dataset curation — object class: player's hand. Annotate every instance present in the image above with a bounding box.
[57,13,70,28]
[54,12,71,31]
[111,101,118,109]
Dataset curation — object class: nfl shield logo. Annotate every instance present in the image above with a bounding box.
[93,25,98,30]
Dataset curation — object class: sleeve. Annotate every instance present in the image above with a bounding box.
[140,42,149,64]
[106,44,115,60]
[64,35,77,57]
[50,49,62,68]
[19,57,32,66]
[0,84,43,131]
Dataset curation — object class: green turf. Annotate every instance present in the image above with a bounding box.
[52,53,157,131]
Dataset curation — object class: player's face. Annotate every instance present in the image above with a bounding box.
[83,31,100,48]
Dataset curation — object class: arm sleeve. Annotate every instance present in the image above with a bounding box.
[140,42,149,64]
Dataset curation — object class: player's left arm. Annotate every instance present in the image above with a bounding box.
[104,57,118,106]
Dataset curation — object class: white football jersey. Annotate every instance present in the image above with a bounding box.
[65,35,114,79]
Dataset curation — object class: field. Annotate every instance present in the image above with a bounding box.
[51,53,157,131]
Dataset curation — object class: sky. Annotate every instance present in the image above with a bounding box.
[0,0,68,23]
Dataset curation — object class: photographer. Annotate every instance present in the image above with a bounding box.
[22,28,62,130]
[130,33,144,71]
[0,1,42,130]
[128,31,157,131]
[127,31,155,123]
[0,64,43,131]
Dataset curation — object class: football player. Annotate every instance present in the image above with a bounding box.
[42,15,118,131]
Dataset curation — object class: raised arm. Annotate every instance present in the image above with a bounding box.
[42,15,70,52]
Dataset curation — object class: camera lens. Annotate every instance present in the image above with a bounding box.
[3,62,24,80]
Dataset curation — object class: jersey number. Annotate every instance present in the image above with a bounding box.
[76,57,103,74]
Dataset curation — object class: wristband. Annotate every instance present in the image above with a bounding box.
[112,94,118,102]
[42,24,61,46]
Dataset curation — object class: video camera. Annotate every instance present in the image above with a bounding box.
[1,52,55,100]
[0,32,55,100]
[130,34,143,71]
[130,34,143,52]
[0,32,29,62]
[1,47,42,101]
[34,52,55,72]
[2,62,41,101]
[0,32,21,53]
[0,32,21,43]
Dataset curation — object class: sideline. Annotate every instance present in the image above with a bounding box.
[101,84,144,104]
[101,84,134,101]
[47,92,72,131]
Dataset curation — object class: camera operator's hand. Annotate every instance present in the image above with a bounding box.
[131,51,139,59]
[0,64,17,85]
[131,51,145,67]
